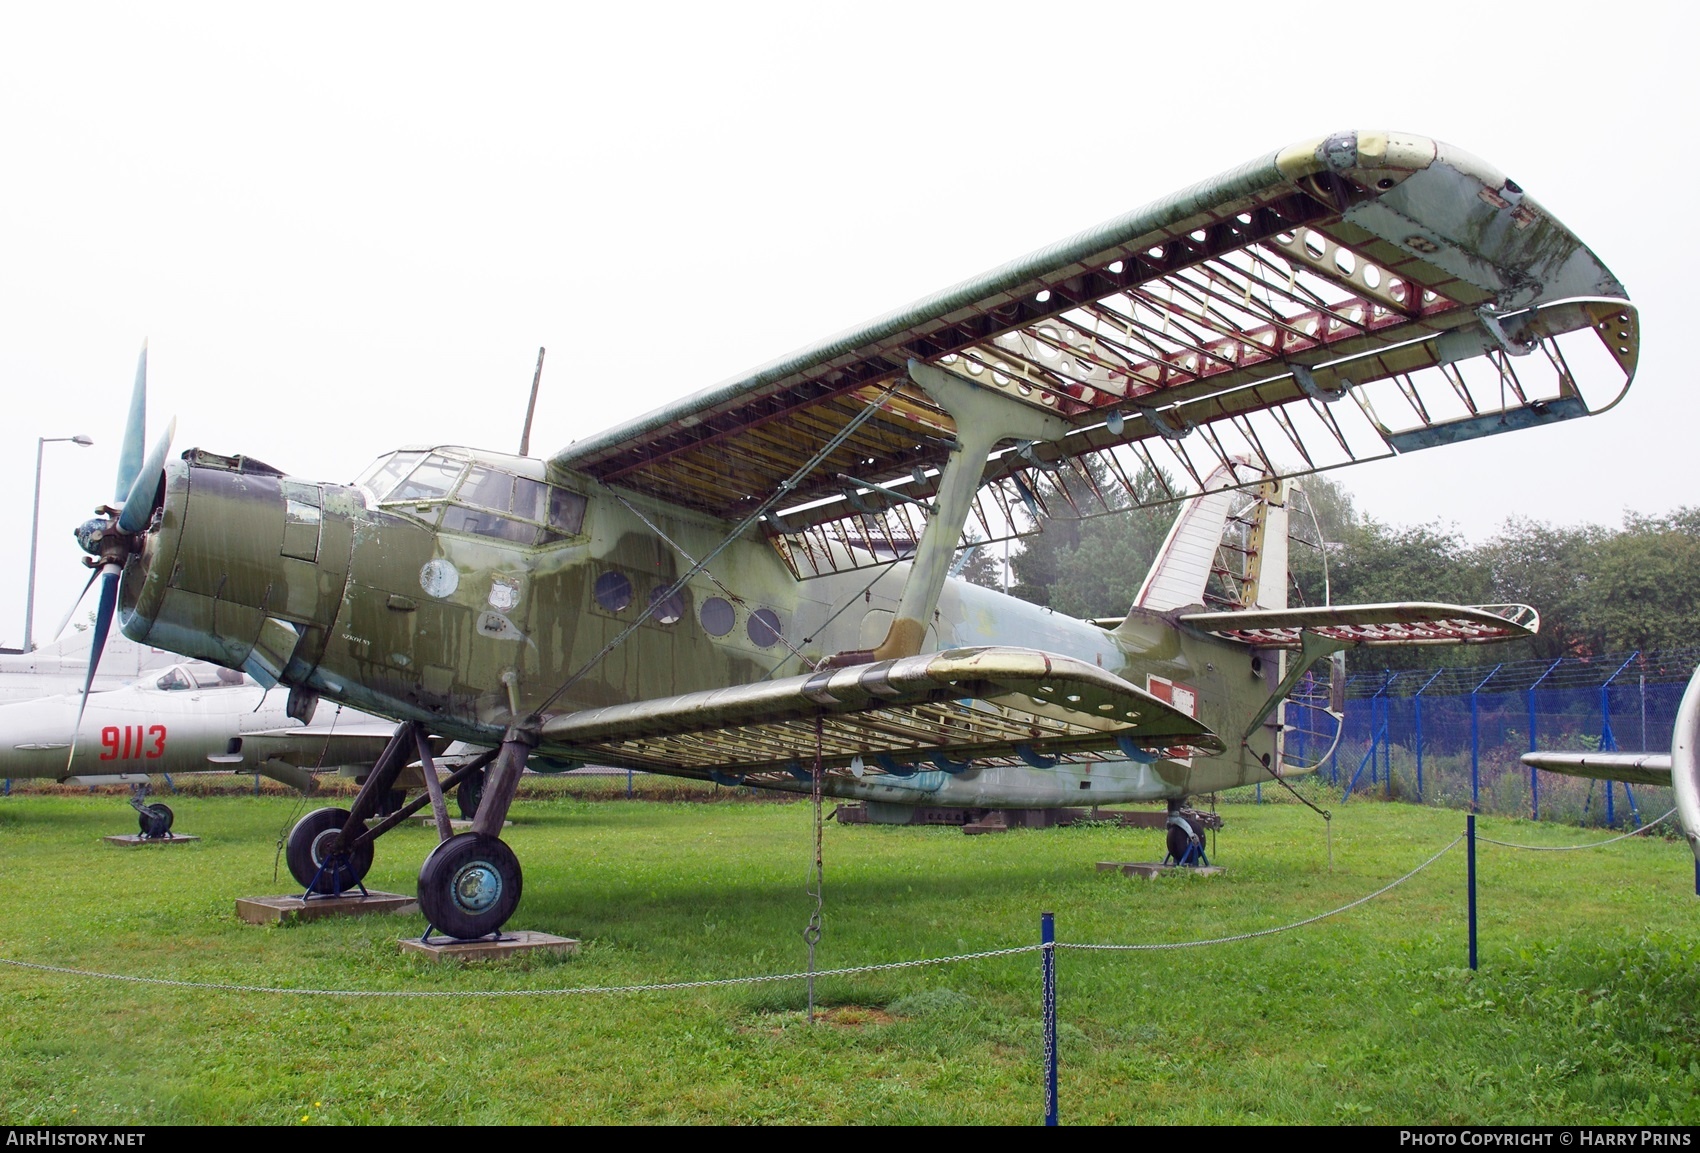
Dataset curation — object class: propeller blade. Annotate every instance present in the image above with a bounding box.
[115,342,148,505]
[51,566,104,643]
[66,566,120,776]
[116,417,175,535]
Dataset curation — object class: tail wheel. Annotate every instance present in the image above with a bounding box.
[456,767,486,820]
[137,803,173,839]
[417,833,522,939]
[285,807,374,893]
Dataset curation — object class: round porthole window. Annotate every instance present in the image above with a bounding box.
[593,571,632,613]
[701,596,735,637]
[748,608,782,648]
[649,586,684,625]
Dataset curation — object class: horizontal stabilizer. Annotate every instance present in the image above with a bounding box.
[1179,602,1537,647]
[539,646,1222,777]
[1519,751,1673,788]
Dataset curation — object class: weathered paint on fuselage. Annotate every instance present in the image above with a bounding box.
[119,447,1284,807]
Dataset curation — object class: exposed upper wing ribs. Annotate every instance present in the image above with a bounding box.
[536,646,1222,778]
[552,132,1636,578]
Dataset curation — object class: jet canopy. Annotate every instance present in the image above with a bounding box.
[154,663,248,691]
[355,447,589,547]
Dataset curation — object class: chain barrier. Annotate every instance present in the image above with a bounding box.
[1060,835,1463,952]
[1476,807,1677,851]
[0,944,1044,999]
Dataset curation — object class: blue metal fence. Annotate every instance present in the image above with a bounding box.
[1323,647,1700,826]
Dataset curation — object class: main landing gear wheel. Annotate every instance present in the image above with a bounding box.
[285,807,374,893]
[416,832,522,939]
[456,767,486,820]
[377,788,407,818]
[136,802,173,839]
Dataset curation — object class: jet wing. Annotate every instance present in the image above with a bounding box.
[1179,602,1538,647]
[550,131,1637,578]
[1519,752,1673,788]
[537,646,1221,777]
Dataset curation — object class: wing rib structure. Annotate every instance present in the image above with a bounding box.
[551,131,1637,580]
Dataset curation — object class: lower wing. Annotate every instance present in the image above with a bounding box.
[1519,751,1673,788]
[539,646,1221,777]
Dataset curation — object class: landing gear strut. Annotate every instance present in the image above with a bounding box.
[417,732,532,939]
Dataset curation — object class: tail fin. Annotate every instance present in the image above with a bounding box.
[1132,459,1287,613]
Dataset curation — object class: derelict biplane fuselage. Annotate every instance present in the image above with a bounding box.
[71,131,1639,937]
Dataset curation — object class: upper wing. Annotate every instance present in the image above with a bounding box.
[1178,602,1538,647]
[551,131,1637,577]
[536,646,1221,779]
[1519,751,1673,788]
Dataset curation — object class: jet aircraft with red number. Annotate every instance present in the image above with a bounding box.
[68,131,1641,936]
[0,660,401,795]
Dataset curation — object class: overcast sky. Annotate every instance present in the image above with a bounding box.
[1,2,1694,648]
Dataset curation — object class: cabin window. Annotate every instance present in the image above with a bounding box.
[649,586,685,626]
[594,571,633,613]
[701,596,735,637]
[748,608,783,648]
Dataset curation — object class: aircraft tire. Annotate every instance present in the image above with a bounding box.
[377,789,406,818]
[286,807,374,893]
[455,768,485,820]
[137,803,173,839]
[417,832,522,939]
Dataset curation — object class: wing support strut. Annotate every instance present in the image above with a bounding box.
[849,360,1068,662]
[1240,631,1347,745]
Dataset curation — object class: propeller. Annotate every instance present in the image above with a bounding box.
[64,344,174,772]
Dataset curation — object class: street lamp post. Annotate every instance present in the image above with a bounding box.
[24,434,94,652]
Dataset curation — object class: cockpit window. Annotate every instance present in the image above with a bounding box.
[363,449,590,547]
[156,668,193,691]
[545,488,588,539]
[390,455,468,503]
[440,506,539,545]
[357,451,426,502]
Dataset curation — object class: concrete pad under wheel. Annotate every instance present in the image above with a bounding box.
[104,833,201,846]
[1097,861,1224,879]
[398,930,579,962]
[414,818,512,830]
[236,890,419,924]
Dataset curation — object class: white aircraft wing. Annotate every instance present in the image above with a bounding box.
[537,646,1221,777]
[1179,602,1538,647]
[1519,751,1673,788]
[549,131,1637,580]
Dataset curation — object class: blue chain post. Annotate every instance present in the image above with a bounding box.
[1466,814,1478,972]
[1042,911,1057,1127]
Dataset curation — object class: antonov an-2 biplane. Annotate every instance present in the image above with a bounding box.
[70,130,1638,937]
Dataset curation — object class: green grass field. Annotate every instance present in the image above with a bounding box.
[0,781,1694,1126]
